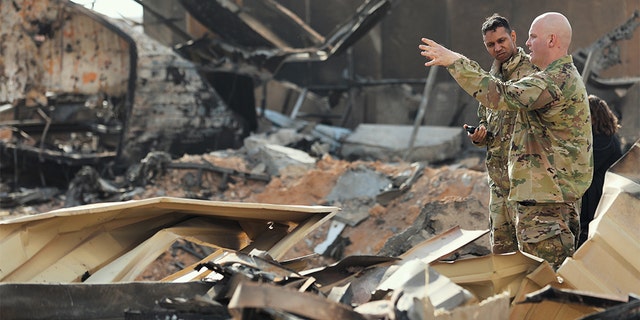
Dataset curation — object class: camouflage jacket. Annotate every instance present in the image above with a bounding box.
[476,47,537,192]
[448,55,593,203]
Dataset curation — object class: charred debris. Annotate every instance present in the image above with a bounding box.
[0,0,406,204]
[1,1,639,208]
[0,1,639,319]
[1,143,640,320]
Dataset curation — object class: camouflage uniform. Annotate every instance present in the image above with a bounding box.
[447,55,593,268]
[473,47,537,254]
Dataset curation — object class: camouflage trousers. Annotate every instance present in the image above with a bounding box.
[489,186,518,254]
[515,201,580,269]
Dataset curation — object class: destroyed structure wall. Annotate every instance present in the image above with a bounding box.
[5,0,632,166]
[0,1,129,106]
[113,20,244,165]
[209,0,639,86]
[0,0,246,170]
[0,1,47,106]
[140,0,639,142]
[289,0,640,145]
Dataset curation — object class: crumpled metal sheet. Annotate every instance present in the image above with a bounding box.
[176,0,397,72]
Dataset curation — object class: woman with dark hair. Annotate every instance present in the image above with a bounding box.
[578,94,623,248]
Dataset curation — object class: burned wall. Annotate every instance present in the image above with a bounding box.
[0,0,134,174]
[1,0,247,183]
[108,19,246,166]
[0,1,47,106]
[0,1,130,105]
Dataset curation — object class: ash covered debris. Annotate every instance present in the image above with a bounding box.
[0,0,251,193]
[0,1,639,319]
[0,0,405,195]
[2,1,639,198]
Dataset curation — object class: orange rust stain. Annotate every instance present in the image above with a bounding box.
[44,58,57,75]
[82,72,97,83]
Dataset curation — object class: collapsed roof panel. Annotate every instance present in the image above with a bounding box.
[178,0,325,49]
[320,0,394,57]
[174,0,396,74]
[0,197,339,283]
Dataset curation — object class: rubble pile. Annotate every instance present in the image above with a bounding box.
[138,151,491,268]
[1,134,493,266]
[1,1,639,319]
[2,138,639,320]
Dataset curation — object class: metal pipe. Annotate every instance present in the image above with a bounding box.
[404,66,438,161]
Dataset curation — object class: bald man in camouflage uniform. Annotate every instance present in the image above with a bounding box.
[420,12,593,269]
[465,14,538,254]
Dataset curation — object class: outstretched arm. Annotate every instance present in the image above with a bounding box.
[418,38,464,67]
[419,38,551,112]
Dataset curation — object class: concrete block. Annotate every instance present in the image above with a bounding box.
[340,124,463,163]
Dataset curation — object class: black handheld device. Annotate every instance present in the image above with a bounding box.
[465,126,494,137]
